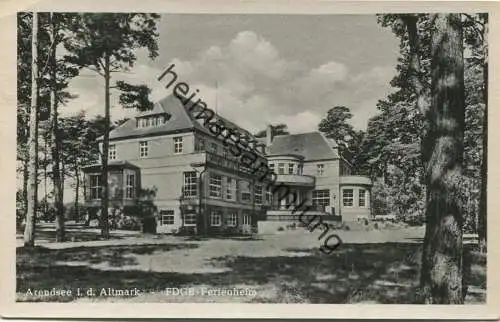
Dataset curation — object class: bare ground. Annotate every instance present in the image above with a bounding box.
[16,224,486,303]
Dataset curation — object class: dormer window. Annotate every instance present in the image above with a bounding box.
[136,114,168,128]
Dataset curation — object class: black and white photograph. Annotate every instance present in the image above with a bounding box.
[4,0,498,318]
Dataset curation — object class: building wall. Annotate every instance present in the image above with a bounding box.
[99,130,266,234]
[339,185,371,221]
[302,159,341,215]
[107,131,196,161]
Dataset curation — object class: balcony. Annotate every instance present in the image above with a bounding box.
[268,204,325,212]
[205,151,255,176]
[339,175,373,186]
[273,173,315,187]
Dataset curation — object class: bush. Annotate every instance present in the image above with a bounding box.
[277,226,285,231]
[175,226,196,236]
[343,224,351,231]
[116,216,141,231]
[239,225,254,236]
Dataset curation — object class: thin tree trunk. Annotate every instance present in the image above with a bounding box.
[22,159,29,218]
[23,12,39,247]
[101,52,110,239]
[43,134,47,208]
[74,165,80,221]
[419,13,465,304]
[49,13,65,242]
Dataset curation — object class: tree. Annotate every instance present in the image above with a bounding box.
[64,13,160,238]
[462,13,488,252]
[23,12,39,247]
[254,123,290,138]
[47,12,80,241]
[419,13,466,304]
[318,106,364,167]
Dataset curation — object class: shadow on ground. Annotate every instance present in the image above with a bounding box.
[16,240,486,304]
[16,225,132,243]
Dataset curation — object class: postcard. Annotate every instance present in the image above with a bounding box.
[1,0,499,319]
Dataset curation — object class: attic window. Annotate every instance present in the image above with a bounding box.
[136,114,169,128]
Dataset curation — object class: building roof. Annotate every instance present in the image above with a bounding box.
[107,94,260,145]
[268,132,339,161]
[107,95,196,141]
[82,160,140,172]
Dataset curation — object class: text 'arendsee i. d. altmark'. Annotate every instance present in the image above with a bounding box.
[157,63,343,255]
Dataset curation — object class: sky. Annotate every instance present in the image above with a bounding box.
[62,14,400,134]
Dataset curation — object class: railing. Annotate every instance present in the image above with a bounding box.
[339,175,373,186]
[273,174,315,186]
[268,204,326,212]
[205,151,257,175]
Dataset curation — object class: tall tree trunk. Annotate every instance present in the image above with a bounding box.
[74,165,80,221]
[477,62,487,252]
[43,131,48,213]
[22,159,29,218]
[419,14,466,304]
[477,17,488,253]
[49,13,65,242]
[23,12,39,247]
[100,52,110,239]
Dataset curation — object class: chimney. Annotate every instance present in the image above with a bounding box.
[266,124,274,147]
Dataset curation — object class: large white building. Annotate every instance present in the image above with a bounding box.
[83,94,372,235]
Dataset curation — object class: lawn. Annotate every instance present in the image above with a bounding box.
[16,224,486,303]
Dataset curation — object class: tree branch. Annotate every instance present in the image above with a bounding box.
[400,14,431,116]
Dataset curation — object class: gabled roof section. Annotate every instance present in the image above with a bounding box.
[186,100,257,141]
[136,101,169,117]
[268,132,339,161]
[108,95,197,141]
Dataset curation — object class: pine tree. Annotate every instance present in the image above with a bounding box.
[64,13,159,238]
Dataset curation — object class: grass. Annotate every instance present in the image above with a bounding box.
[16,225,486,303]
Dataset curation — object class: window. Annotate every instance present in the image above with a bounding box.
[359,189,366,207]
[89,174,102,199]
[125,173,135,199]
[109,145,116,160]
[298,164,303,175]
[139,141,148,158]
[317,164,325,175]
[183,172,197,197]
[226,212,237,227]
[254,184,263,205]
[226,177,236,200]
[159,210,175,225]
[312,189,330,207]
[210,142,218,154]
[210,211,222,226]
[288,163,294,174]
[269,163,275,173]
[151,117,157,127]
[209,174,222,198]
[174,137,183,154]
[242,213,251,226]
[183,211,197,226]
[195,138,205,152]
[223,147,229,158]
[343,189,354,207]
[278,163,285,174]
[240,180,251,202]
[266,187,272,204]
